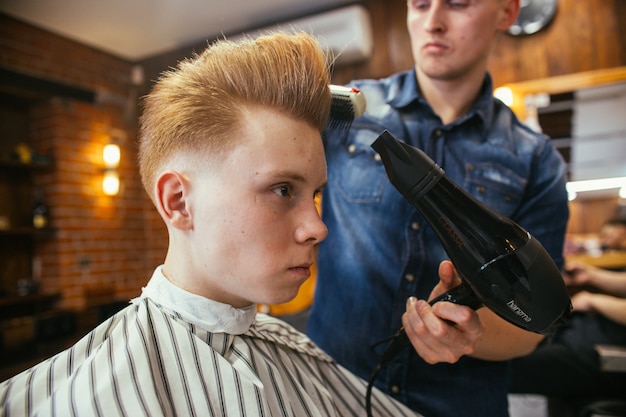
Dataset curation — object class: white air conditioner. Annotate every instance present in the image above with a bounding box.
[235,4,373,66]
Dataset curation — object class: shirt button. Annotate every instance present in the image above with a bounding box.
[434,129,442,136]
[391,385,400,394]
[411,222,420,231]
[405,273,415,282]
[348,144,356,153]
[477,186,485,194]
[374,153,381,161]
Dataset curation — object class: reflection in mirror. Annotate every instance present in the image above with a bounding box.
[495,67,626,201]
[538,82,626,201]
[496,67,626,245]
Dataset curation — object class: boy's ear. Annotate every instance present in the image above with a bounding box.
[154,170,193,230]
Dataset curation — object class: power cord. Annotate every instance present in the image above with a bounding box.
[365,286,482,416]
[365,328,411,417]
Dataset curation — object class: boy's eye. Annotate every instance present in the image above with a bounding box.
[274,185,292,198]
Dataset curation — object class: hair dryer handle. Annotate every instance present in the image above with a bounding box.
[429,282,483,310]
[376,283,484,366]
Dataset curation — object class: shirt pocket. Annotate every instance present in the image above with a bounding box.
[464,162,526,217]
[333,129,387,203]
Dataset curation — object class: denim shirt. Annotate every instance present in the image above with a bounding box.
[308,70,569,417]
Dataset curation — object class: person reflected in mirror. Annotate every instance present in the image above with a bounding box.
[510,261,626,406]
[600,217,626,253]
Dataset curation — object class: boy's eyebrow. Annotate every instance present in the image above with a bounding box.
[266,169,327,189]
[264,170,305,182]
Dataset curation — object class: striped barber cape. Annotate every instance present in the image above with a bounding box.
[0,272,420,417]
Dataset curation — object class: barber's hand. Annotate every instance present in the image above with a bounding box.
[401,260,484,364]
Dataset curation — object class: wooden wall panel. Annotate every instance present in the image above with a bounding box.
[567,197,623,235]
[138,0,626,91]
[327,0,626,88]
[330,0,410,84]
[141,1,625,90]
[332,1,401,84]
[488,0,626,87]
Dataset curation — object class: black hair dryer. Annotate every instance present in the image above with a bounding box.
[371,130,572,362]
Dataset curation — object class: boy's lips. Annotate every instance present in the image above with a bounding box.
[423,40,448,53]
[289,263,313,278]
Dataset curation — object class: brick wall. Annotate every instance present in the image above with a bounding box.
[1,14,167,310]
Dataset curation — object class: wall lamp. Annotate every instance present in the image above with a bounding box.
[102,143,121,196]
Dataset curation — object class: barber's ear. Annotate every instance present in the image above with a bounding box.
[154,170,193,230]
[497,0,521,31]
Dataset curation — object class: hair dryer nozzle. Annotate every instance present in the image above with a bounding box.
[371,130,444,201]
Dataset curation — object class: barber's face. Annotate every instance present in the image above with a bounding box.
[407,0,515,81]
[189,106,328,308]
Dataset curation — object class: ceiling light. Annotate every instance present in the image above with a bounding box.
[566,177,626,200]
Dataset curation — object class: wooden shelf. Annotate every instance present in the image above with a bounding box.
[0,292,61,320]
[498,66,626,119]
[0,159,52,171]
[0,227,55,237]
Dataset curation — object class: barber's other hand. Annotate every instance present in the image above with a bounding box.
[401,260,484,364]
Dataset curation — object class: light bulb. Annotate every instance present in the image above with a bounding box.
[103,144,121,168]
[102,171,120,196]
[493,86,514,107]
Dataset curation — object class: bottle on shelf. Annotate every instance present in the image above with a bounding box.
[32,188,49,229]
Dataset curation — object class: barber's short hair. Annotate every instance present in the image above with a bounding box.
[138,31,331,197]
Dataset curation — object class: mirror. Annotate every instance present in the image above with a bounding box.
[495,66,626,200]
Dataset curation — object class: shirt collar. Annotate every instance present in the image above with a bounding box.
[388,68,495,134]
[134,265,257,335]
